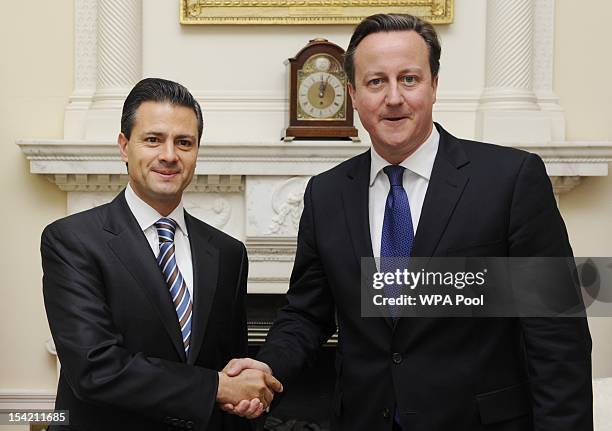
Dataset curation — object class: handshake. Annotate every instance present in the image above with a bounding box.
[216,358,283,419]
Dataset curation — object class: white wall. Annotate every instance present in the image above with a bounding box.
[0,1,72,392]
[554,0,612,379]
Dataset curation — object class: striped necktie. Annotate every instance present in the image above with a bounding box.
[155,217,192,358]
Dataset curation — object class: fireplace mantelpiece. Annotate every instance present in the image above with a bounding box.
[18,138,612,294]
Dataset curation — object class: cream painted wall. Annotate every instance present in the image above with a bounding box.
[0,0,610,398]
[0,1,73,391]
[555,0,612,379]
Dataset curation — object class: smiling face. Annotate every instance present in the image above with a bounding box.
[348,30,438,164]
[118,101,199,216]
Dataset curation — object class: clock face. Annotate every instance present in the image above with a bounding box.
[298,71,346,119]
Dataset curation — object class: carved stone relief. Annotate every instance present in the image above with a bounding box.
[183,192,244,240]
[267,177,309,236]
[246,176,309,239]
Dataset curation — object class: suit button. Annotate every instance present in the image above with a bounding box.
[382,408,391,420]
[179,419,186,428]
[186,421,194,430]
[392,352,402,364]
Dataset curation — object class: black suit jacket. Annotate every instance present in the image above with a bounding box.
[42,191,251,431]
[257,124,593,431]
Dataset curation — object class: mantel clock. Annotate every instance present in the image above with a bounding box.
[284,39,358,141]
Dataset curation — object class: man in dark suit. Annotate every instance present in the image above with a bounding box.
[42,78,281,431]
[223,14,593,430]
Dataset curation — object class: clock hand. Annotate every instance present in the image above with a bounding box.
[319,76,325,98]
[322,75,330,93]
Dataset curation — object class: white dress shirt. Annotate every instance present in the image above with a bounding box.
[369,125,440,257]
[124,183,194,298]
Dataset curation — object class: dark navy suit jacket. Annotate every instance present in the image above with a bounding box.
[258,124,593,431]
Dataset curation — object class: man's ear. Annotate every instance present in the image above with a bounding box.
[432,75,439,104]
[118,132,129,163]
[348,82,358,112]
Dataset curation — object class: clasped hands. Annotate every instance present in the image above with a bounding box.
[216,358,283,419]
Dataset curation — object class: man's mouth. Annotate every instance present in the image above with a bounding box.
[153,169,180,178]
[381,115,409,123]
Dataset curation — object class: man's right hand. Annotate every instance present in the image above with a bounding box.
[217,358,281,419]
[216,366,282,418]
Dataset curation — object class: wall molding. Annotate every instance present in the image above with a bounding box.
[42,173,244,193]
[18,139,612,181]
[0,391,56,410]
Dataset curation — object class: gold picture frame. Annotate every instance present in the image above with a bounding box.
[180,0,453,25]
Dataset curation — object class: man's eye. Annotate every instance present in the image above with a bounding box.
[178,140,192,147]
[401,76,417,85]
[144,137,158,143]
[368,78,382,87]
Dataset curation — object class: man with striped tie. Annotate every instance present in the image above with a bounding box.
[41,78,281,431]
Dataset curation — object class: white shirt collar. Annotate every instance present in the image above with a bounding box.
[124,183,189,237]
[369,124,440,186]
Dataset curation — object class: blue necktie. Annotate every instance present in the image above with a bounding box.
[155,218,193,358]
[381,165,413,430]
[380,165,414,319]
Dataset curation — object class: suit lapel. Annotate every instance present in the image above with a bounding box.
[185,212,219,365]
[411,124,470,258]
[104,192,187,361]
[342,150,374,263]
[341,151,394,326]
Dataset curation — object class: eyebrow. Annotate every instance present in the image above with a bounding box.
[401,67,424,74]
[141,131,196,140]
[174,134,196,140]
[363,67,424,78]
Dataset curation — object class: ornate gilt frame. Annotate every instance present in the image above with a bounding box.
[180,0,453,25]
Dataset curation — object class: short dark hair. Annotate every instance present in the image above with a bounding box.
[121,77,203,143]
[344,13,441,86]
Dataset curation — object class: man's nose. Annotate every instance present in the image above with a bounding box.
[159,141,178,162]
[385,82,403,106]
